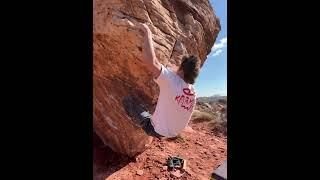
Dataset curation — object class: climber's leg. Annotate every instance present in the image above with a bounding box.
[141,114,164,139]
[123,96,147,127]
[122,96,161,138]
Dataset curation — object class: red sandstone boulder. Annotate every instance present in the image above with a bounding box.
[93,0,220,157]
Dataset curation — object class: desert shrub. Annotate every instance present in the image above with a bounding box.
[191,110,216,123]
[191,109,227,136]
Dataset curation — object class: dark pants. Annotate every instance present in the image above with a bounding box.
[123,96,163,139]
[140,115,164,139]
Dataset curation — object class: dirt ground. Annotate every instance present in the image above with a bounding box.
[93,121,227,180]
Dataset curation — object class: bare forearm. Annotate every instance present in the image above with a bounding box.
[142,31,157,66]
[137,23,161,77]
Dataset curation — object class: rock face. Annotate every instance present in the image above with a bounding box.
[93,0,220,157]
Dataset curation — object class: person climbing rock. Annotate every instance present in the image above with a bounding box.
[125,22,200,139]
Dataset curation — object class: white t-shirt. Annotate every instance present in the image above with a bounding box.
[151,64,196,137]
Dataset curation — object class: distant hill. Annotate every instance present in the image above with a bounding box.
[197,95,227,104]
[193,94,227,136]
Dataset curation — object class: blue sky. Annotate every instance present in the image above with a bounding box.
[194,0,227,97]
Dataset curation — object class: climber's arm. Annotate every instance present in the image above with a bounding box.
[137,23,161,78]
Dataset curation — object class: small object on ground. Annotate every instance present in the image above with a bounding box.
[136,169,144,176]
[212,160,227,180]
[162,166,168,171]
[167,156,185,170]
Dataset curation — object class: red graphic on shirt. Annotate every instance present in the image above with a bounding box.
[183,88,195,96]
[175,88,195,112]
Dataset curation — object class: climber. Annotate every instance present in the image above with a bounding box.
[127,22,200,139]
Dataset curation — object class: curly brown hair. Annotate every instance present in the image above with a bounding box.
[180,55,200,84]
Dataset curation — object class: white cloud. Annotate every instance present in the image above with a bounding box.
[211,49,223,57]
[211,37,227,57]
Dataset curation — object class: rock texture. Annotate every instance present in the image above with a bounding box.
[93,0,220,157]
